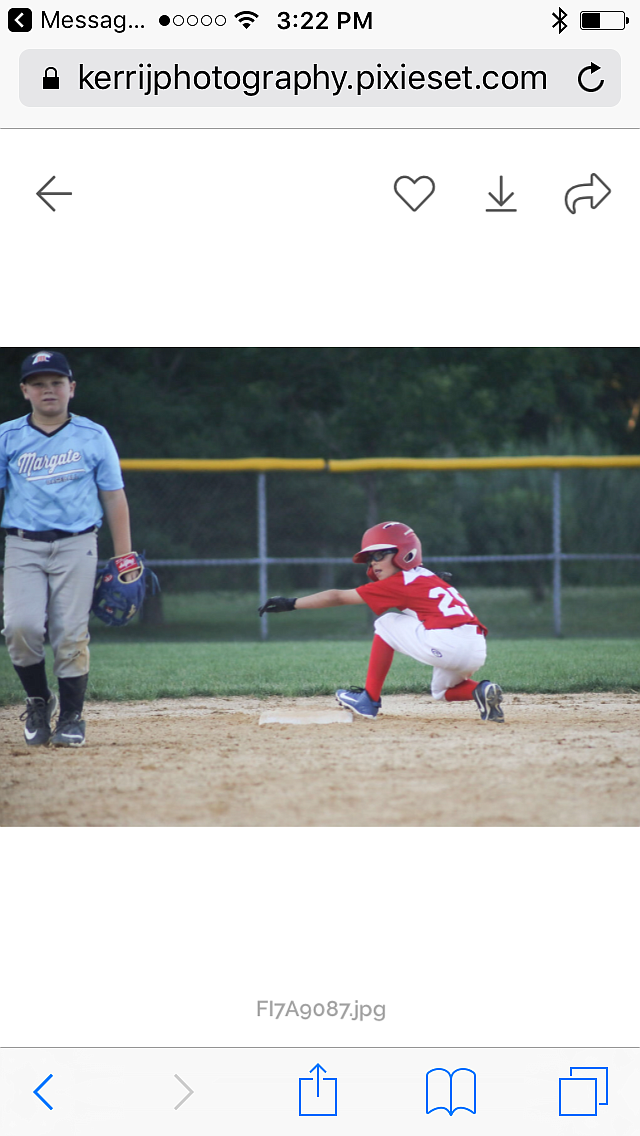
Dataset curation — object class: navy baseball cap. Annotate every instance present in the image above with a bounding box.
[21,351,73,380]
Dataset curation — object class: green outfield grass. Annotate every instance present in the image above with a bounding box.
[1,639,638,706]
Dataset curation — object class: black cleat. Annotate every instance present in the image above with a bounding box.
[20,691,58,745]
[474,681,505,723]
[51,710,86,747]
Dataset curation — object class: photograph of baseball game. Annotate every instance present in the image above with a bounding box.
[1,347,638,828]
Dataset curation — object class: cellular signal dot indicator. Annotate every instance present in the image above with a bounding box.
[158,14,170,24]
[235,9,259,28]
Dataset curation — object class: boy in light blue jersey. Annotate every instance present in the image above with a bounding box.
[0,351,136,747]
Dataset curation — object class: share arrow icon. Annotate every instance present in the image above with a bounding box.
[299,1063,338,1116]
[564,172,611,213]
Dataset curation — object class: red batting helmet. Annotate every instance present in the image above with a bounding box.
[353,521,422,579]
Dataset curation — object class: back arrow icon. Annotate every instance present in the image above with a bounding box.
[36,176,72,212]
[578,62,604,92]
[565,172,611,213]
[33,1074,54,1110]
[174,1074,194,1110]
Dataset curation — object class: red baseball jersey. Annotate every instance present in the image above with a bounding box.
[356,566,487,633]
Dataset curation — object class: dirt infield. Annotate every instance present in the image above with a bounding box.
[1,692,638,827]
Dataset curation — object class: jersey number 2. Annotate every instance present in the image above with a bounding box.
[429,585,473,618]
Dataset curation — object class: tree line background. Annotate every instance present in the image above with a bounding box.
[1,348,638,459]
[1,348,639,619]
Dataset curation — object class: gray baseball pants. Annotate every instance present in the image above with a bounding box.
[2,531,98,678]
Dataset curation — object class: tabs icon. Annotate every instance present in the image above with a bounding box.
[42,67,60,90]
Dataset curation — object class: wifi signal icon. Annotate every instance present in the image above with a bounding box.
[235,10,259,28]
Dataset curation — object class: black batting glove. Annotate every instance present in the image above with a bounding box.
[258,596,297,616]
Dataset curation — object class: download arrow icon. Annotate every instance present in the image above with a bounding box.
[486,175,516,212]
[564,172,611,213]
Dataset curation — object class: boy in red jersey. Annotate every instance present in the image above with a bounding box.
[258,520,504,722]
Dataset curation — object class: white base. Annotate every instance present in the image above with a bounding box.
[258,710,353,726]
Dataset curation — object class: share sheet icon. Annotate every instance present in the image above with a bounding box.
[299,1063,338,1116]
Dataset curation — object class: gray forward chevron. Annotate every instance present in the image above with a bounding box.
[174,1074,194,1110]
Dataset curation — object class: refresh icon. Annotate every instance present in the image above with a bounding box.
[578,62,604,92]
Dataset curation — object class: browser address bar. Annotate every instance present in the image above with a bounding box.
[20,49,621,107]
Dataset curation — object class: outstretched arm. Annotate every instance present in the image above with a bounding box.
[295,588,364,609]
[259,588,364,616]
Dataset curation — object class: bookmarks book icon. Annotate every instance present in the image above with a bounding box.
[426,1068,476,1115]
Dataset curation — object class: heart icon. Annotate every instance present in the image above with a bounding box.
[394,175,436,212]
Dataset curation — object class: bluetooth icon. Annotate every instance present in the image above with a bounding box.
[552,7,568,33]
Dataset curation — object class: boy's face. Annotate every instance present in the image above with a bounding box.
[21,373,75,417]
[368,551,400,580]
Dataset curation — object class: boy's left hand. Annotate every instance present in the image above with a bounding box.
[258,596,297,616]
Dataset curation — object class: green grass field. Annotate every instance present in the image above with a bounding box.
[1,638,638,705]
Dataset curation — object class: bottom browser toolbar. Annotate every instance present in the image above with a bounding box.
[2,1047,638,1134]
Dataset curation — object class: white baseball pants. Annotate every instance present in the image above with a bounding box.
[373,612,487,699]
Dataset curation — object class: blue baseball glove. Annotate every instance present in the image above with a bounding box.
[92,551,160,627]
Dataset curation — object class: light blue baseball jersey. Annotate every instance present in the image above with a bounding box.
[0,413,124,531]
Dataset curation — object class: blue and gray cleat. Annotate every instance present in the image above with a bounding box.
[335,687,381,719]
[20,691,58,745]
[473,680,505,723]
[51,710,86,747]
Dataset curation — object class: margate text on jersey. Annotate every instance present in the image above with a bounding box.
[17,449,83,480]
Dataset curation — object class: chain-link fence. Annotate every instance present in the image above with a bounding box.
[95,457,640,640]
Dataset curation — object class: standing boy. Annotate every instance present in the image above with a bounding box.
[259,520,504,722]
[1,351,134,746]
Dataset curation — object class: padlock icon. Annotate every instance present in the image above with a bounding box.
[42,67,60,90]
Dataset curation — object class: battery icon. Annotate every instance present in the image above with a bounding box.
[580,11,629,28]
